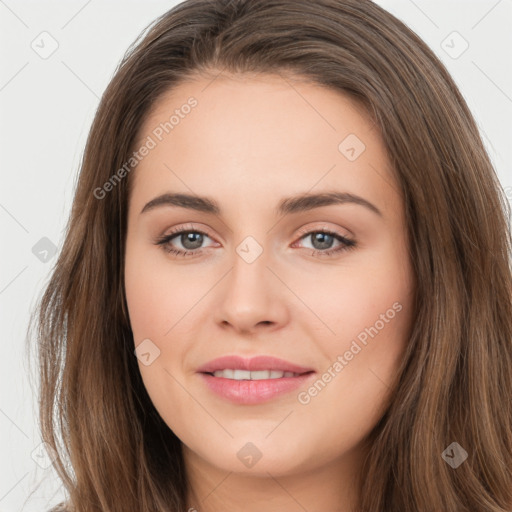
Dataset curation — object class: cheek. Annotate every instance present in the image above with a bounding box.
[124,242,204,340]
[124,243,194,424]
[296,237,414,407]
[293,285,412,458]
[295,239,412,353]
[311,243,413,413]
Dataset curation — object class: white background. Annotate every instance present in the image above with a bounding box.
[0,1,511,510]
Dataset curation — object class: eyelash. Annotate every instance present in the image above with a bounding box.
[154,224,357,258]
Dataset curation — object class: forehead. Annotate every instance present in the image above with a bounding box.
[136,72,376,152]
[129,73,396,216]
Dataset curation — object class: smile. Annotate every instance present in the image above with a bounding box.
[210,369,302,380]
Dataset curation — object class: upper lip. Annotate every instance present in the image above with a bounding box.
[197,355,315,374]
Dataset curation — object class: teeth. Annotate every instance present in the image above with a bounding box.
[211,369,300,380]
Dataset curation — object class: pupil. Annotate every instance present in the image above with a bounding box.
[312,233,333,250]
[182,232,203,250]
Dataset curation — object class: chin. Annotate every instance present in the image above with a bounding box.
[188,438,312,477]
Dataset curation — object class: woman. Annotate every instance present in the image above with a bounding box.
[29,0,512,511]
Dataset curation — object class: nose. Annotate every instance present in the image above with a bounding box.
[214,245,289,335]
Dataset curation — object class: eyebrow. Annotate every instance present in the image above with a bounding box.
[140,191,383,217]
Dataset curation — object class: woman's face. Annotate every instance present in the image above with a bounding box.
[124,73,414,483]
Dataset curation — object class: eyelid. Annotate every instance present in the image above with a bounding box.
[165,223,216,239]
[294,223,353,240]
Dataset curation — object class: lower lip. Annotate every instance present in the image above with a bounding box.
[199,372,316,405]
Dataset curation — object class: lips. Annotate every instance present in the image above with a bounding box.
[197,355,316,404]
[196,354,314,375]
[200,371,316,405]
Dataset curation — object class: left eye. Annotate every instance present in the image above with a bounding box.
[292,229,357,256]
[155,228,356,257]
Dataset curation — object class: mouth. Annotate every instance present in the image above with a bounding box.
[199,371,316,404]
[202,369,315,380]
[196,354,316,404]
[196,354,315,375]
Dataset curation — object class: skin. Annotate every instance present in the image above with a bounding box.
[124,72,415,512]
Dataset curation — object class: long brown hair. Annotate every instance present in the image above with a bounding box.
[27,1,512,511]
